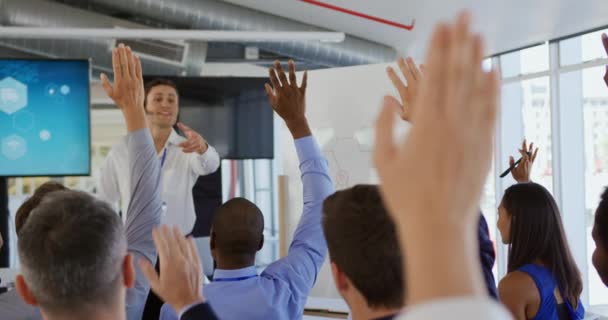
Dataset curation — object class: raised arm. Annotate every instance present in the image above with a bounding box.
[509,139,538,183]
[261,60,334,301]
[389,54,499,299]
[374,12,507,317]
[386,56,423,123]
[101,44,163,319]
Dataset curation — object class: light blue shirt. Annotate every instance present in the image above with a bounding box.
[161,135,334,320]
[123,129,163,320]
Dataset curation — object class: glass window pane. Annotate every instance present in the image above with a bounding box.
[560,28,608,66]
[254,159,271,189]
[521,77,553,193]
[500,44,549,78]
[562,66,608,305]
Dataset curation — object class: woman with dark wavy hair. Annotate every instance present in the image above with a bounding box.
[497,141,584,320]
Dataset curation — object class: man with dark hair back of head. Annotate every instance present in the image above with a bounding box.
[323,184,404,320]
[11,45,164,320]
[160,60,335,320]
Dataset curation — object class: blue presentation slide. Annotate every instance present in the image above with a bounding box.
[0,59,90,176]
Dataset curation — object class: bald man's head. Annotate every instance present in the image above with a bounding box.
[211,198,264,268]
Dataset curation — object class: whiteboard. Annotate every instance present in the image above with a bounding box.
[279,62,407,297]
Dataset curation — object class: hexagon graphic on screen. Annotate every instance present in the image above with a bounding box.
[0,77,27,115]
[2,134,27,160]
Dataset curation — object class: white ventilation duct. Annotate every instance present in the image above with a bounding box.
[0,0,207,75]
[83,0,397,66]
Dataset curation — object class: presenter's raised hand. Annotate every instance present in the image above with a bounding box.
[140,226,205,313]
[265,60,310,139]
[177,122,209,154]
[386,57,423,122]
[374,12,499,303]
[100,44,146,131]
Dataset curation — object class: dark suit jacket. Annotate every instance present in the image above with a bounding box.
[478,213,498,299]
[181,302,219,320]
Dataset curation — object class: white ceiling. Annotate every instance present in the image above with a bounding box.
[222,0,608,59]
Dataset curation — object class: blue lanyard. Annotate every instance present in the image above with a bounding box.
[160,148,168,169]
[213,275,258,282]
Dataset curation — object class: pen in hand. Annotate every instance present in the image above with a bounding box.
[499,152,532,178]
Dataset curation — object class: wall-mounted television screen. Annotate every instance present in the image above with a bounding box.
[0,59,91,177]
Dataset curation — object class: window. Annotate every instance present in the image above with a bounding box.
[500,44,549,78]
[560,28,608,66]
[518,77,554,194]
[558,66,608,305]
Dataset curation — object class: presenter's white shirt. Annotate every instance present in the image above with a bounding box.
[98,129,220,234]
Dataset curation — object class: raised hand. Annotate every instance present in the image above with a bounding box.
[510,139,538,183]
[177,122,209,154]
[140,226,205,313]
[373,12,499,303]
[386,57,423,122]
[265,60,310,139]
[603,33,608,87]
[100,44,146,132]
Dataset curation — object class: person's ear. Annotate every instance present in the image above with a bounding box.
[15,275,39,306]
[257,234,264,252]
[123,254,135,288]
[331,262,349,292]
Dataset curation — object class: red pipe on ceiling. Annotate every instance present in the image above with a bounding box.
[300,0,415,31]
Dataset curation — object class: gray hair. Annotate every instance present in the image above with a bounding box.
[17,190,127,313]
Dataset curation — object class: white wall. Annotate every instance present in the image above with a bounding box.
[278,63,409,297]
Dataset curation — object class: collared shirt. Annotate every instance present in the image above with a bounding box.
[98,128,220,234]
[160,135,335,320]
[395,297,511,320]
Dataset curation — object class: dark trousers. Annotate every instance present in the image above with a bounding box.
[142,258,164,320]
